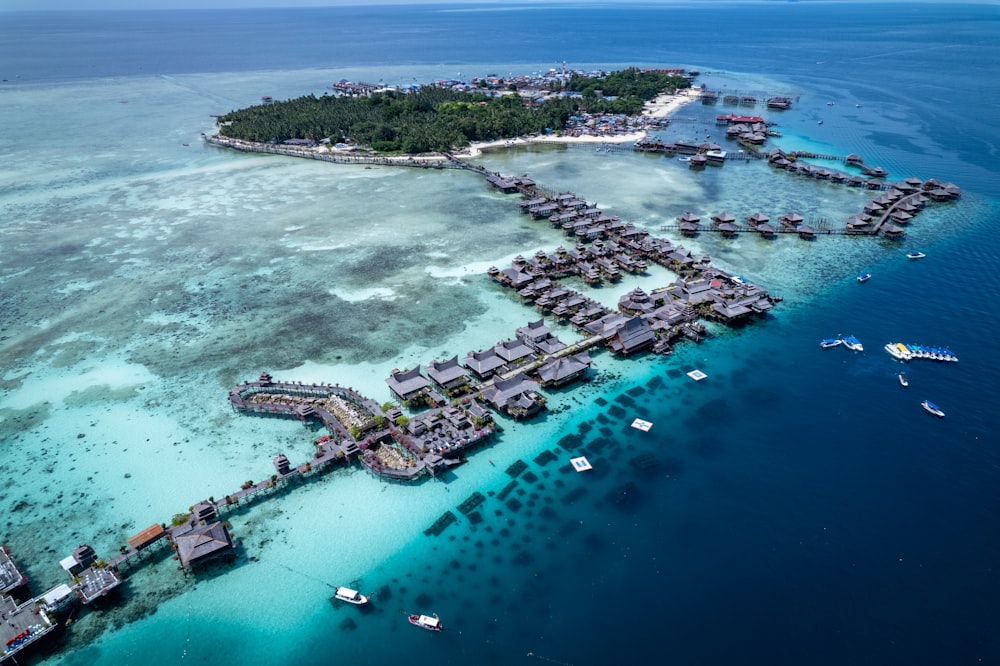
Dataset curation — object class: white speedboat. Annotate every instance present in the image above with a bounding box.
[820,338,842,349]
[898,372,908,387]
[884,342,912,361]
[921,400,945,418]
[333,587,369,605]
[857,273,871,283]
[841,335,864,352]
[906,251,926,260]
[408,613,443,631]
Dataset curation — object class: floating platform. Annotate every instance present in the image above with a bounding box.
[687,369,708,381]
[631,418,653,432]
[570,456,593,472]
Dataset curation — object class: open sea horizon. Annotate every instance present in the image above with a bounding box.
[1,4,999,665]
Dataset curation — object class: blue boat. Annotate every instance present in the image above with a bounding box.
[820,338,842,349]
[841,335,864,352]
[921,400,945,418]
[857,273,871,283]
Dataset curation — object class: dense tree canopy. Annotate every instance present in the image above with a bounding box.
[215,69,691,153]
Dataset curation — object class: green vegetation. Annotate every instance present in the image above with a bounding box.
[566,68,689,103]
[171,512,189,526]
[215,68,689,153]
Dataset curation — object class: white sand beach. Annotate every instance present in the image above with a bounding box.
[456,87,700,157]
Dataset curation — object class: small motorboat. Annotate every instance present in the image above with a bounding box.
[898,372,908,387]
[408,613,443,632]
[820,338,843,349]
[333,587,369,605]
[906,251,926,260]
[857,273,871,283]
[817,120,824,125]
[841,335,864,352]
[921,400,945,418]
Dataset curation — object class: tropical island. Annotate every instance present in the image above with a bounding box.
[215,67,692,152]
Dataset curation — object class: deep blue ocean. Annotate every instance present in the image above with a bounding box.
[2,4,999,665]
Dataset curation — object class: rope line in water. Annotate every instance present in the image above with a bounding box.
[527,651,574,666]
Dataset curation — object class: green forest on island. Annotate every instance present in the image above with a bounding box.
[215,68,691,153]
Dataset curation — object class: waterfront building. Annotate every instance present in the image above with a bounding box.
[479,374,545,419]
[426,356,471,393]
[174,522,236,569]
[536,352,593,387]
[385,367,431,402]
[494,338,537,366]
[462,348,506,380]
[608,316,656,356]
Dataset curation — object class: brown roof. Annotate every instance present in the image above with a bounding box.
[127,524,166,551]
[175,522,235,568]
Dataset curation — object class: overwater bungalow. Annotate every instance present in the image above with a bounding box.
[462,349,506,381]
[519,197,547,211]
[595,256,624,280]
[386,367,431,402]
[779,212,804,228]
[619,287,655,315]
[797,225,817,239]
[608,316,656,356]
[173,522,236,570]
[495,338,537,366]
[515,319,551,346]
[479,374,545,419]
[498,267,534,289]
[570,304,610,327]
[718,222,738,237]
[845,214,872,232]
[745,212,770,228]
[711,211,736,226]
[756,223,777,238]
[536,352,593,388]
[767,96,792,109]
[426,356,471,392]
[881,223,906,238]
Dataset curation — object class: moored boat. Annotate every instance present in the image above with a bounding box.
[408,613,443,631]
[906,250,926,260]
[857,273,871,283]
[333,587,369,605]
[820,338,842,349]
[887,342,958,362]
[884,342,912,361]
[921,400,945,418]
[898,372,908,387]
[841,335,864,352]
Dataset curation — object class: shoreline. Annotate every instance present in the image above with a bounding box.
[454,87,701,158]
[205,86,702,163]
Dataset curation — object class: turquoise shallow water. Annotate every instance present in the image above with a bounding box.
[2,4,999,665]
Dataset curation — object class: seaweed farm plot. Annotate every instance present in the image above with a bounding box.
[354,406,693,645]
